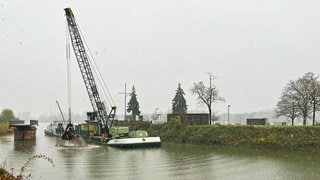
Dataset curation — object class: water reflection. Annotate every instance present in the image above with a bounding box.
[56,149,85,180]
[2,124,320,180]
[162,143,319,180]
[14,140,36,152]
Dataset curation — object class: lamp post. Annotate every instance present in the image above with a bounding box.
[228,105,231,124]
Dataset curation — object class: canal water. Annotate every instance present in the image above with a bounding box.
[1,123,320,180]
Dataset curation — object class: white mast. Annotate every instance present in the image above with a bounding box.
[66,22,72,124]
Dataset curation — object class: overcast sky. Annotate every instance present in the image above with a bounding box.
[1,0,320,119]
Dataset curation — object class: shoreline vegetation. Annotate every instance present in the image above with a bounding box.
[2,120,320,152]
[0,154,54,180]
[127,119,320,152]
[0,123,13,135]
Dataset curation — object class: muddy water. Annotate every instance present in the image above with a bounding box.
[1,123,319,180]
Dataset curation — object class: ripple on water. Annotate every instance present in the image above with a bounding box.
[2,129,320,180]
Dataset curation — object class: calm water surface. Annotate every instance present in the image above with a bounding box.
[1,123,320,180]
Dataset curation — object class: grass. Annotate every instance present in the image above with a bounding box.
[0,123,8,135]
[110,119,320,151]
[147,119,320,151]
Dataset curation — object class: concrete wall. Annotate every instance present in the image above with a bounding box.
[13,127,37,140]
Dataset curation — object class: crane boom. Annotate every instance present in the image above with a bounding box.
[55,100,66,122]
[64,8,116,135]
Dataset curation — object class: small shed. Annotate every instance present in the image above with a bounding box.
[246,118,268,125]
[167,113,209,125]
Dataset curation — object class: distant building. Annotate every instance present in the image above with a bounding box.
[246,118,268,125]
[167,113,209,125]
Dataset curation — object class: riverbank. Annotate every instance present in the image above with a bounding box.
[128,119,320,151]
[0,123,13,135]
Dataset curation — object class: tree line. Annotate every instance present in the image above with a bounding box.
[275,72,320,126]
[128,71,320,126]
[3,72,318,126]
[0,109,16,124]
[0,109,16,134]
[126,73,224,124]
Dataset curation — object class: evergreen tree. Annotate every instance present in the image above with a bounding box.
[172,83,188,114]
[127,86,141,120]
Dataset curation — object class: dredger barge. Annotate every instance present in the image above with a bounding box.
[59,8,160,148]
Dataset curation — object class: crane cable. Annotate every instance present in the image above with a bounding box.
[85,39,115,108]
[85,42,115,107]
[71,18,116,109]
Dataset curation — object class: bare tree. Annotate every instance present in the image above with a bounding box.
[275,88,300,126]
[276,72,320,126]
[306,72,320,126]
[190,74,224,125]
[293,72,320,126]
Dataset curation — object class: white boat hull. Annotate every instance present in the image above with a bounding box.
[107,137,161,148]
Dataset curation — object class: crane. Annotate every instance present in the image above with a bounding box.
[64,8,116,137]
[62,8,161,147]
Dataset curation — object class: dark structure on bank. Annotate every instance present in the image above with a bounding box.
[246,118,268,125]
[9,120,38,140]
[167,113,209,125]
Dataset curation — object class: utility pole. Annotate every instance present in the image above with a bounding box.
[208,72,214,125]
[228,105,231,124]
[119,83,129,120]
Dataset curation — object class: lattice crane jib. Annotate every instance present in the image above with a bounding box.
[64,8,116,134]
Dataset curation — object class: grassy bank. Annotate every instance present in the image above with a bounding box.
[129,119,320,151]
[0,123,8,135]
[114,119,320,151]
[0,123,14,135]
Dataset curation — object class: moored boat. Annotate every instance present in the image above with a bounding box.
[74,118,161,148]
[107,136,161,148]
[44,120,65,137]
